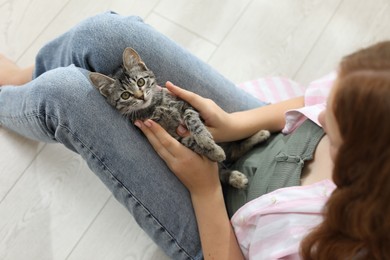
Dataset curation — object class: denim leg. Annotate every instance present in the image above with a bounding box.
[34,11,265,112]
[1,66,201,259]
[0,12,266,259]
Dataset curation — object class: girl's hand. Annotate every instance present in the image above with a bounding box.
[136,119,246,260]
[135,119,221,196]
[165,81,234,142]
[167,82,306,142]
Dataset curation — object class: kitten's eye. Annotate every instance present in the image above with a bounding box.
[121,91,131,100]
[137,78,145,87]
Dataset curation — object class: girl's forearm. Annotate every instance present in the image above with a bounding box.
[191,188,244,260]
[227,96,304,141]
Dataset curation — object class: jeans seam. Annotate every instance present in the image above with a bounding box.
[55,120,195,259]
[0,112,57,141]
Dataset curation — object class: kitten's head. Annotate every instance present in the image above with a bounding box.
[89,47,156,115]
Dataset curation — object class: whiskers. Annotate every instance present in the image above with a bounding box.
[119,96,153,123]
[122,109,139,123]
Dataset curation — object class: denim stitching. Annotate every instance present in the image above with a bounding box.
[55,120,195,259]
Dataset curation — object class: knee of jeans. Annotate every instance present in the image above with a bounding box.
[85,11,144,31]
[69,12,146,74]
[31,66,95,123]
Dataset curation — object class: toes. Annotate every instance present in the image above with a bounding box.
[229,170,248,189]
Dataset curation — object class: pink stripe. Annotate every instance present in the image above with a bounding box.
[252,79,267,101]
[305,95,327,106]
[238,77,304,104]
[238,81,261,101]
[280,78,299,99]
[238,73,334,103]
[289,80,305,97]
[264,78,282,102]
[249,226,310,258]
[281,78,304,98]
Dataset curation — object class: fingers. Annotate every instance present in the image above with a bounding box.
[177,123,190,137]
[135,120,178,162]
[165,81,206,109]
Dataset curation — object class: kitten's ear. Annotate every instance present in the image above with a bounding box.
[89,72,116,97]
[123,47,148,72]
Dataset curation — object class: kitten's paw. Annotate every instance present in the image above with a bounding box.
[253,130,271,143]
[208,145,226,162]
[229,170,248,189]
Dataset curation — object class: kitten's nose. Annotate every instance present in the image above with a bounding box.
[134,90,144,100]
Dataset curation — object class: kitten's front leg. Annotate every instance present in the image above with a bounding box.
[183,109,226,162]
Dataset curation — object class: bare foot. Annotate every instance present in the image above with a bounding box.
[0,54,34,86]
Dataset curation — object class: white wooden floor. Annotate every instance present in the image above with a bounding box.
[1,0,389,259]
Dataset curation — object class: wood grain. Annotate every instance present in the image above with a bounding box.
[294,0,390,84]
[209,0,342,83]
[0,130,43,201]
[0,144,111,260]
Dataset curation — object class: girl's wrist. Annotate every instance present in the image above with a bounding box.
[190,183,223,203]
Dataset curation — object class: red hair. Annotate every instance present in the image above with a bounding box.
[301,42,390,259]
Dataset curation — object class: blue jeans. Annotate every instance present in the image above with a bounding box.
[0,12,264,259]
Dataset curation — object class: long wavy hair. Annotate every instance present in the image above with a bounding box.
[301,41,390,259]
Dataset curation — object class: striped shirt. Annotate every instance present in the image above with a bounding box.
[234,73,337,259]
[237,71,336,132]
[231,180,336,259]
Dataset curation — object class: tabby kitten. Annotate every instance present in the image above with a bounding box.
[89,47,270,189]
